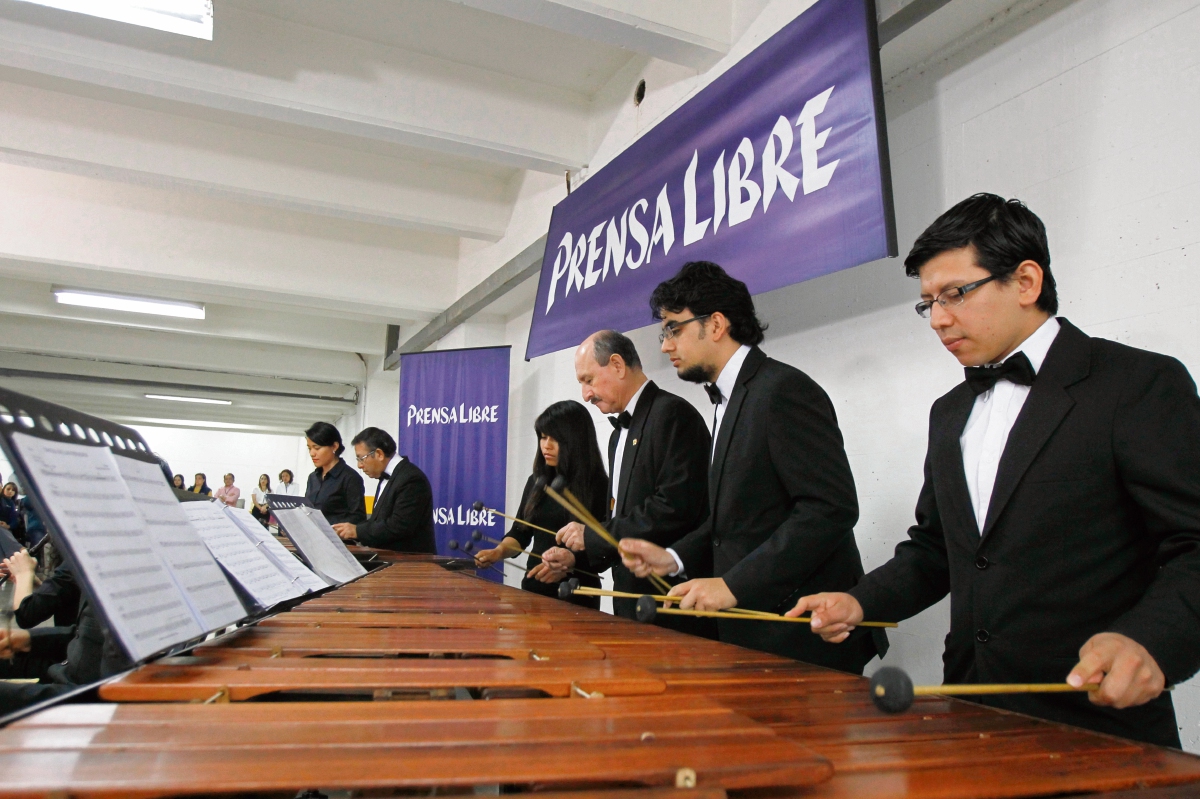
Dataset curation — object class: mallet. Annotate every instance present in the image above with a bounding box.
[544,476,674,594]
[557,580,774,618]
[868,666,1100,714]
[472,500,560,538]
[472,530,602,580]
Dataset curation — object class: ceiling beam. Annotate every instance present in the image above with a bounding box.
[0,6,589,172]
[878,0,956,45]
[452,0,729,69]
[385,235,547,367]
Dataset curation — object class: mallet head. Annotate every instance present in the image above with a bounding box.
[447,539,459,550]
[550,475,568,492]
[869,666,915,714]
[472,500,485,512]
[471,529,482,541]
[635,595,658,624]
[557,578,580,600]
[462,540,473,553]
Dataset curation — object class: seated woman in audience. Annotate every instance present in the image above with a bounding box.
[214,473,240,507]
[277,469,301,496]
[190,474,212,496]
[0,482,22,542]
[304,421,366,525]
[251,474,271,527]
[475,400,606,608]
[172,474,186,491]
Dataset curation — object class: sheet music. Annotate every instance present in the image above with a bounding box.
[10,433,203,661]
[222,505,330,592]
[273,506,366,584]
[113,455,246,630]
[180,501,303,608]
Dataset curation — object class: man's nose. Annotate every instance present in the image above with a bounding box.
[929,302,952,329]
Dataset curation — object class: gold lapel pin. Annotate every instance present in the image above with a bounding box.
[631,438,638,446]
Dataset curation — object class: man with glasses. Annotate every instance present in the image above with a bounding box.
[332,427,436,553]
[789,193,1200,747]
[619,261,885,672]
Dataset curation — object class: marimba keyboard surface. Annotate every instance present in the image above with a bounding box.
[2,557,1199,798]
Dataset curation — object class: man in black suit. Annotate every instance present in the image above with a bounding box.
[619,262,883,672]
[332,427,437,554]
[790,194,1200,747]
[541,330,714,637]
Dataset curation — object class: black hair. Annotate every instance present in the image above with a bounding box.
[305,421,345,456]
[351,426,397,459]
[172,474,185,488]
[279,469,294,482]
[649,261,766,345]
[592,329,641,370]
[905,193,1057,314]
[525,400,608,521]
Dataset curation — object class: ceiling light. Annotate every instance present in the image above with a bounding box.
[145,394,231,406]
[13,0,213,39]
[54,289,205,320]
[122,417,263,430]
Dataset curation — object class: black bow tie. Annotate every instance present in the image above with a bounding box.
[964,351,1036,395]
[379,471,391,482]
[609,411,632,430]
[704,383,723,405]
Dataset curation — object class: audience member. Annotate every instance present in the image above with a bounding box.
[277,469,301,496]
[214,473,240,507]
[251,474,271,527]
[171,474,186,491]
[190,474,212,496]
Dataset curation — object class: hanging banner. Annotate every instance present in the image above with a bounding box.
[526,0,895,359]
[398,346,510,582]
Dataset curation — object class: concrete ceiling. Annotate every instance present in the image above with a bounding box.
[0,0,1038,434]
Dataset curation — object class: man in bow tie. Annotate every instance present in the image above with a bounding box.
[789,193,1200,747]
[332,427,436,554]
[541,330,713,636]
[618,262,884,672]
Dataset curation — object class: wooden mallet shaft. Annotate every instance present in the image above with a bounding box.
[544,481,673,594]
[472,501,559,538]
[870,666,1102,714]
[563,585,777,618]
[474,532,602,580]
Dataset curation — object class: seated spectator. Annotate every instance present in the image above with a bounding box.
[214,474,240,507]
[0,481,21,542]
[19,495,45,548]
[251,474,271,527]
[190,474,212,496]
[171,474,186,491]
[277,469,301,496]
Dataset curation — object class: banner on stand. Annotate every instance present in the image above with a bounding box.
[399,346,510,582]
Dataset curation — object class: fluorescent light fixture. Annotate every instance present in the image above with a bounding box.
[123,417,263,430]
[13,0,213,39]
[145,394,231,406]
[54,289,205,320]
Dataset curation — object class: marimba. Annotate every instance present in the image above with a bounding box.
[2,554,1200,798]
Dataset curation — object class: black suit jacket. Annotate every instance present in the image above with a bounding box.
[672,346,882,671]
[354,458,437,554]
[586,381,714,635]
[851,319,1200,747]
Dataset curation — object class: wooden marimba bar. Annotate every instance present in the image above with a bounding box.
[1,554,1200,798]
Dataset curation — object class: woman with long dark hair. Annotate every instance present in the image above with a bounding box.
[304,421,366,525]
[190,474,212,496]
[475,400,607,607]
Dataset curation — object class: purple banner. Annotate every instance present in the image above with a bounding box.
[398,346,510,582]
[526,0,895,359]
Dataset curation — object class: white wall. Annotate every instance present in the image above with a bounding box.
[131,424,310,498]
[486,0,1200,750]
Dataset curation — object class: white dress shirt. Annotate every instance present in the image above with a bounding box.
[277,480,302,496]
[960,316,1060,532]
[373,454,406,505]
[609,379,649,516]
[667,343,752,577]
[710,344,752,458]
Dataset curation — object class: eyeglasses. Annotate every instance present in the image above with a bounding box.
[355,449,381,464]
[915,276,996,318]
[658,314,711,343]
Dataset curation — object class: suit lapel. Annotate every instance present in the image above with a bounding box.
[607,429,619,516]
[932,385,981,540]
[616,381,656,516]
[709,347,766,509]
[981,319,1091,538]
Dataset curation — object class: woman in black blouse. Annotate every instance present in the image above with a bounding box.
[475,400,606,608]
[190,474,212,496]
[304,421,366,525]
